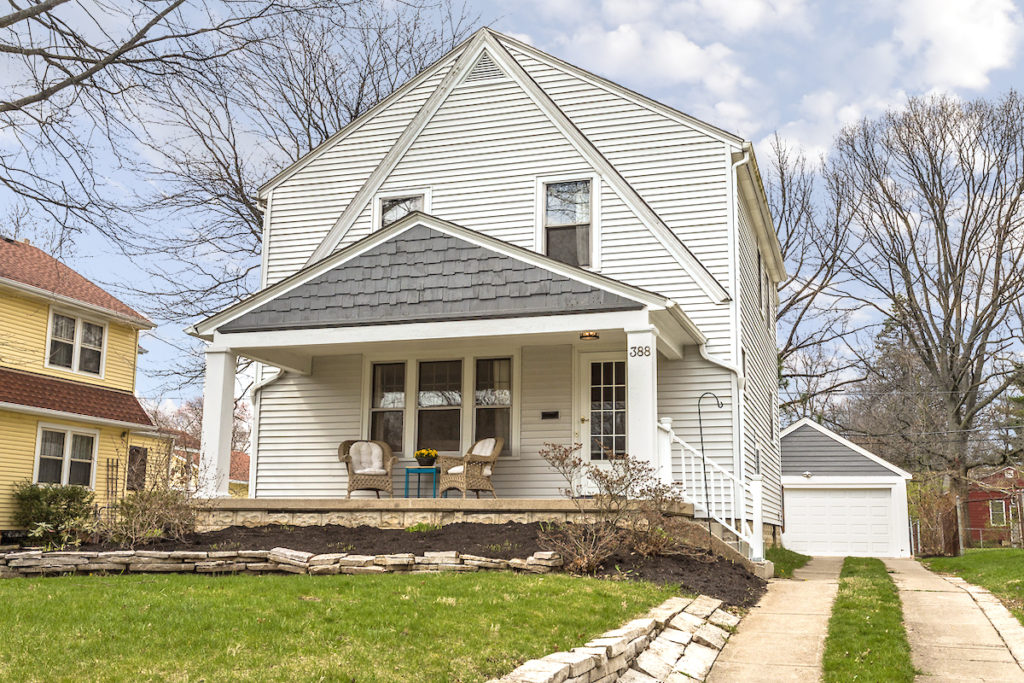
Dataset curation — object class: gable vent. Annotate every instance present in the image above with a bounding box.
[465,52,506,83]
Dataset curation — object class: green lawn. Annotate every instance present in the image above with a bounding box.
[0,572,673,682]
[822,558,915,683]
[765,546,811,578]
[923,548,1024,626]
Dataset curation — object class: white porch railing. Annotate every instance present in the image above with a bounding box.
[657,417,764,561]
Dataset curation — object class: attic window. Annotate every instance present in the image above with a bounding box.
[465,52,504,82]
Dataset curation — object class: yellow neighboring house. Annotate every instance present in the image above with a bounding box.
[0,236,167,532]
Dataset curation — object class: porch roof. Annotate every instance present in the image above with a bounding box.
[191,213,704,345]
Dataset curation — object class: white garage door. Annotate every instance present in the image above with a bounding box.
[783,487,895,557]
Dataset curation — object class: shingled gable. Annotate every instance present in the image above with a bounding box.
[218,221,645,334]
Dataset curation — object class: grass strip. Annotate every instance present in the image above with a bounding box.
[0,572,672,682]
[822,557,915,683]
[765,545,811,578]
[924,548,1024,626]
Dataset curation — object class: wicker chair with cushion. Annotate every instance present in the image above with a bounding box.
[438,437,504,498]
[339,440,397,498]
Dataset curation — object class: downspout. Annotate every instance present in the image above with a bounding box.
[248,368,286,499]
[730,148,752,529]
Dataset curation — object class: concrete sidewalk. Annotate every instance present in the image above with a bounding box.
[707,556,842,682]
[883,558,1024,682]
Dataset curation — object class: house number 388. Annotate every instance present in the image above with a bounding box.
[629,345,651,357]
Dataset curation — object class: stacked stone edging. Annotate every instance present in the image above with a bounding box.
[0,547,564,579]
[494,594,740,683]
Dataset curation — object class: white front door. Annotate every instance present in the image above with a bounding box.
[782,487,896,557]
[577,353,627,462]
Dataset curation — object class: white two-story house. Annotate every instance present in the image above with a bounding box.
[190,28,785,559]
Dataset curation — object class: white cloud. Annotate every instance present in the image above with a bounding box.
[558,23,750,97]
[691,0,809,34]
[893,0,1023,90]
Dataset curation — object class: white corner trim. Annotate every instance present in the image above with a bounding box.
[781,418,913,479]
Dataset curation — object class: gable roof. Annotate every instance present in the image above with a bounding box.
[289,29,732,304]
[190,212,705,343]
[781,418,912,479]
[0,236,152,327]
[219,223,644,333]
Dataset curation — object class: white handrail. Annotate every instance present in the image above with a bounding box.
[658,417,764,561]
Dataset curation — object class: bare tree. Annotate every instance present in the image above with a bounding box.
[764,134,864,420]
[1,0,354,248]
[827,92,1024,541]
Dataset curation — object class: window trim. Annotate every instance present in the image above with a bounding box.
[44,306,108,379]
[32,422,100,489]
[535,173,601,270]
[989,499,1008,526]
[361,347,521,460]
[372,187,432,231]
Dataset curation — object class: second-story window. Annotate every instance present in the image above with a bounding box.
[544,180,591,267]
[380,195,423,228]
[47,311,105,376]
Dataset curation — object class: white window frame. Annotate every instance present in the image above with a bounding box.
[360,346,521,460]
[989,499,1008,526]
[535,173,601,270]
[32,422,100,489]
[44,306,108,379]
[372,187,432,231]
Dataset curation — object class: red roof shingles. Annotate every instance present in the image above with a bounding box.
[0,367,153,427]
[0,237,151,325]
[230,451,250,483]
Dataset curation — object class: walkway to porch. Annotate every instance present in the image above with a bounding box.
[194,497,695,532]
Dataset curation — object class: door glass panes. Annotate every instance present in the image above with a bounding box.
[475,358,511,444]
[589,361,626,460]
[370,363,405,453]
[49,313,75,368]
[38,430,65,483]
[417,360,462,452]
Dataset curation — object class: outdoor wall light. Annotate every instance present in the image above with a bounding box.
[802,471,813,478]
[579,331,600,341]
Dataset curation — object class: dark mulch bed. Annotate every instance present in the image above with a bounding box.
[78,521,766,607]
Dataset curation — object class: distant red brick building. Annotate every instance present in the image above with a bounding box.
[966,466,1024,547]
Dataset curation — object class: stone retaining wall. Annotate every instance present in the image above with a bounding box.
[494,594,740,683]
[0,547,563,578]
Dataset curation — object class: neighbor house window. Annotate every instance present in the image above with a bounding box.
[35,427,96,487]
[380,195,424,228]
[47,310,105,375]
[370,362,405,453]
[544,180,591,266]
[475,358,511,445]
[990,499,1008,526]
[417,360,462,453]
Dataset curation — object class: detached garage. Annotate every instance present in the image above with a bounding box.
[781,419,912,558]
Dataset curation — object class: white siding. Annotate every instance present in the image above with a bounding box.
[738,201,782,523]
[255,354,362,497]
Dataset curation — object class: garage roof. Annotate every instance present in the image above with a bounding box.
[780,418,911,479]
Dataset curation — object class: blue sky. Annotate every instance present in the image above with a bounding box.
[59,0,1024,405]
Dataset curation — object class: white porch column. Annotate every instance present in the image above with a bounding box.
[200,347,236,498]
[626,326,659,473]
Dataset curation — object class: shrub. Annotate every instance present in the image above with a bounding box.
[12,482,96,549]
[101,489,196,548]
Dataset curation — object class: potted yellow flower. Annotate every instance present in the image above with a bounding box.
[414,448,438,466]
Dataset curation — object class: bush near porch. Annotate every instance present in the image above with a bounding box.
[924,549,1024,626]
[0,572,671,682]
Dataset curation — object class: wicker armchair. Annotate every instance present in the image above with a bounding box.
[438,437,504,498]
[339,440,397,498]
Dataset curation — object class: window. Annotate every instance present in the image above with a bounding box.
[544,180,591,266]
[380,195,423,228]
[417,360,462,452]
[35,426,96,487]
[127,446,148,491]
[47,310,105,376]
[475,358,511,445]
[370,362,405,453]
[990,499,1008,526]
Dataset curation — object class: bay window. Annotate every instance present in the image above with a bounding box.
[35,426,97,487]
